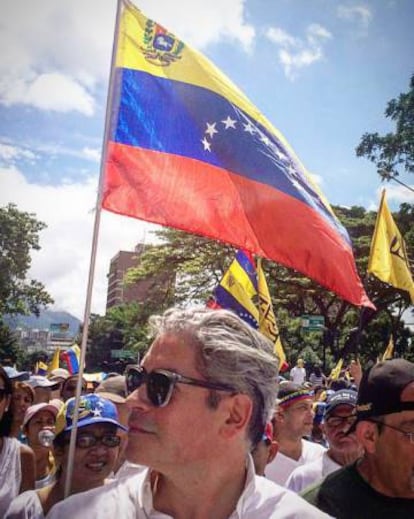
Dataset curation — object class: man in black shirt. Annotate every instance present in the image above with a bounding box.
[301,358,414,518]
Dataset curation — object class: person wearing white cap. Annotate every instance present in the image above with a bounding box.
[23,401,61,489]
[28,376,60,405]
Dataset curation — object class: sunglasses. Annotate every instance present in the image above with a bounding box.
[125,365,235,407]
[65,433,121,449]
[325,415,357,428]
[0,388,6,401]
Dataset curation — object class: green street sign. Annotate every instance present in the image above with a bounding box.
[111,349,135,359]
[301,315,325,331]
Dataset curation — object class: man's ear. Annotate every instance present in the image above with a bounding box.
[274,406,284,425]
[220,394,253,439]
[356,421,378,454]
[267,440,279,464]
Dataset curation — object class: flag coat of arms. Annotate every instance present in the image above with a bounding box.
[102,0,372,308]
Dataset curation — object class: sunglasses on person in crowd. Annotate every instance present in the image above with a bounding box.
[325,415,357,428]
[0,388,6,401]
[65,433,121,449]
[125,365,235,407]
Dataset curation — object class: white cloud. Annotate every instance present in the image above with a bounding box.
[383,184,414,204]
[266,23,332,80]
[140,0,255,51]
[82,147,101,163]
[266,28,297,48]
[0,0,254,113]
[0,143,37,162]
[0,72,95,115]
[0,166,157,319]
[337,4,373,29]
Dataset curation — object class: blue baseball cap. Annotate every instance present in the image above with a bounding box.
[325,389,357,416]
[55,393,127,435]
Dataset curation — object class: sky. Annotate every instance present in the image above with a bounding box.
[1,0,413,320]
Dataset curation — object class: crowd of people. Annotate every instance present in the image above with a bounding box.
[0,306,413,518]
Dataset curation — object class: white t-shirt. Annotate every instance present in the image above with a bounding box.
[0,437,22,518]
[46,457,331,519]
[286,451,341,493]
[266,439,326,486]
[5,490,44,519]
[289,367,306,385]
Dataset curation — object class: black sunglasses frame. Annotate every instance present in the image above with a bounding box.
[0,388,8,401]
[65,433,121,449]
[125,365,235,407]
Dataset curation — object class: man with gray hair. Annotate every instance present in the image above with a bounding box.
[48,307,329,518]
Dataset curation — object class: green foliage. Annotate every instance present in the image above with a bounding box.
[0,203,53,317]
[0,322,24,365]
[356,74,414,180]
[85,303,154,370]
[121,204,414,370]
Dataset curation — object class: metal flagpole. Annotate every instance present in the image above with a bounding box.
[64,0,124,498]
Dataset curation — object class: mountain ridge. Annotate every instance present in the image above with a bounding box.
[4,309,81,336]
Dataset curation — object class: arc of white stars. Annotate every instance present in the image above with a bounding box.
[275,148,288,161]
[260,134,270,146]
[222,116,237,129]
[243,122,256,135]
[201,137,211,152]
[205,122,218,138]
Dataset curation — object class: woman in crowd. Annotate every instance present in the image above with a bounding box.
[23,402,60,489]
[5,393,126,518]
[0,366,35,516]
[10,382,35,441]
[308,364,326,387]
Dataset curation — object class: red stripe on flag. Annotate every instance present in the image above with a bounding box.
[103,142,371,307]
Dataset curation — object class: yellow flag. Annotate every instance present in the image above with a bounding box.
[330,358,344,381]
[48,347,60,374]
[382,336,394,361]
[368,190,414,303]
[257,258,288,370]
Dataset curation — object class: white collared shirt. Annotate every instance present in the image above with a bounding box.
[46,456,331,519]
[266,439,326,486]
[286,451,341,493]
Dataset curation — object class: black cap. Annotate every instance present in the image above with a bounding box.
[355,359,414,423]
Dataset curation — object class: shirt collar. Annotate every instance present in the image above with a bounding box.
[139,456,257,519]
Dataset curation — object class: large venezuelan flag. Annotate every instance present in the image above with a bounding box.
[102,0,372,307]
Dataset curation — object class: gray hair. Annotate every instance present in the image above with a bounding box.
[148,307,279,446]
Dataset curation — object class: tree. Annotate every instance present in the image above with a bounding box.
[125,205,414,369]
[85,303,154,371]
[0,204,53,317]
[356,74,414,181]
[0,322,24,365]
